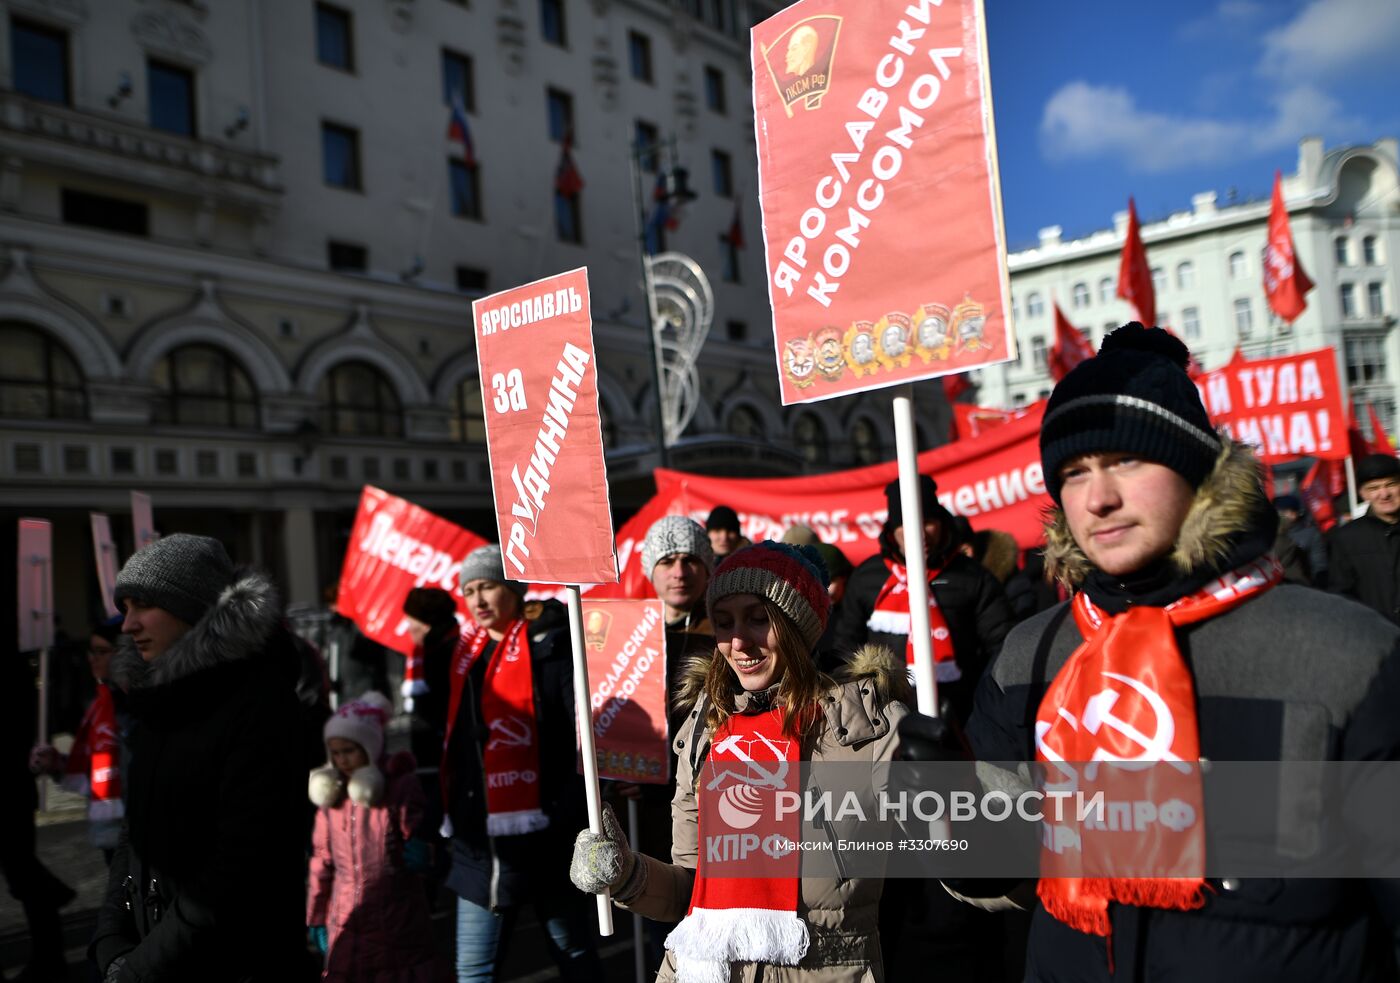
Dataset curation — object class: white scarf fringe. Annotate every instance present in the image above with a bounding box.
[666,907,809,983]
[486,808,550,836]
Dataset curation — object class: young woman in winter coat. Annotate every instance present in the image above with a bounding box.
[307,692,439,982]
[571,541,913,982]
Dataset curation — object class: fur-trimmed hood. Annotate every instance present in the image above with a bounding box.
[113,571,282,691]
[1043,438,1267,589]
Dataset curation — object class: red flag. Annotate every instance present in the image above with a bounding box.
[1367,402,1395,455]
[725,202,744,249]
[942,373,973,404]
[554,129,584,198]
[1117,197,1156,327]
[1263,171,1314,324]
[1300,460,1338,532]
[1048,303,1097,382]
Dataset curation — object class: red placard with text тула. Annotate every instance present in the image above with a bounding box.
[472,268,618,585]
[752,0,1014,404]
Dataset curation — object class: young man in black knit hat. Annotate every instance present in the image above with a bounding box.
[962,324,1400,981]
[1329,452,1400,623]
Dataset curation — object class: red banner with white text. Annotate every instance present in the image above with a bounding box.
[1194,347,1347,464]
[336,486,488,656]
[582,599,670,784]
[752,0,1014,405]
[591,405,1049,599]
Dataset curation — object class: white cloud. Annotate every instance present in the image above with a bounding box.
[1179,0,1269,40]
[1259,0,1400,79]
[1039,81,1356,173]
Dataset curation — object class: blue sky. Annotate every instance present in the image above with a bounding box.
[984,0,1400,249]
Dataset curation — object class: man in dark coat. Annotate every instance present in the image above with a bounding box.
[91,534,306,982]
[833,473,1013,724]
[1330,452,1400,623]
[964,324,1400,981]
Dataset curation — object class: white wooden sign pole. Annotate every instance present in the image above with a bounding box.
[892,387,939,718]
[566,586,615,936]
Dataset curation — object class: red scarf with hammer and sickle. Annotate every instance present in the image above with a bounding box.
[1035,555,1283,940]
[868,558,959,680]
[442,618,546,836]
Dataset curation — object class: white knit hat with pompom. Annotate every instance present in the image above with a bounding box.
[323,690,392,762]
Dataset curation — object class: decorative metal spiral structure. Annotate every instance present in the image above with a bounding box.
[644,251,714,446]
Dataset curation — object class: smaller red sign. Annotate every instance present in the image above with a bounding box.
[473,268,618,585]
[336,486,488,656]
[582,599,669,784]
[1194,347,1348,463]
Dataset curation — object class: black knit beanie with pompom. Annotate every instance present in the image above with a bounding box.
[1040,322,1221,504]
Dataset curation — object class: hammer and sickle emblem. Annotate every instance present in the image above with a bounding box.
[487,715,533,750]
[706,733,791,790]
[1082,671,1186,769]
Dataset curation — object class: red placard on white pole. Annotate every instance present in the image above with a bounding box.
[17,519,53,653]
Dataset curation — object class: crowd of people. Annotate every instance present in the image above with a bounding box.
[7,322,1400,982]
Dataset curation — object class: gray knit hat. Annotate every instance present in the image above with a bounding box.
[114,533,235,626]
[641,516,716,576]
[458,544,526,596]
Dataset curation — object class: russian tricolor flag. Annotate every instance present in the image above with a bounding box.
[447,92,475,165]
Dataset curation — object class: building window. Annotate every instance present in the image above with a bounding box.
[1345,335,1388,386]
[635,120,660,172]
[154,449,178,475]
[1098,277,1114,303]
[62,445,90,474]
[1031,335,1048,370]
[321,122,361,189]
[1340,283,1357,319]
[196,450,219,477]
[236,452,257,477]
[424,459,439,481]
[363,457,380,480]
[546,87,574,143]
[726,320,747,342]
[540,0,565,45]
[726,405,762,438]
[449,159,481,219]
[1151,266,1166,296]
[628,31,653,82]
[328,240,367,272]
[704,65,726,114]
[1363,236,1380,265]
[10,18,68,104]
[151,344,259,429]
[555,191,582,244]
[147,60,195,136]
[720,235,740,283]
[1177,261,1195,290]
[1025,292,1043,318]
[319,361,403,437]
[393,458,411,480]
[316,3,354,70]
[794,413,826,465]
[442,49,474,109]
[0,323,86,420]
[61,188,149,236]
[1181,306,1200,340]
[711,149,733,198]
[1368,282,1385,317]
[1229,250,1247,280]
[851,418,881,465]
[456,266,488,292]
[450,377,487,443]
[1335,237,1350,266]
[329,455,349,480]
[111,448,135,474]
[1071,282,1089,309]
[1234,297,1253,337]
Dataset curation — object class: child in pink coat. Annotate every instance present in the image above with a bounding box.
[307,692,439,982]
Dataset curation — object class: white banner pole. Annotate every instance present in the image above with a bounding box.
[566,585,614,936]
[893,387,939,717]
[628,798,645,982]
[1346,455,1361,519]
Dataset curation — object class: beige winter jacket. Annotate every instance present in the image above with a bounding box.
[617,646,912,983]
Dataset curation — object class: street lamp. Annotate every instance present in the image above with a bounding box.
[630,135,701,469]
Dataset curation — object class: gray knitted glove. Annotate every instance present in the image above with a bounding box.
[570,802,645,900]
[104,956,128,983]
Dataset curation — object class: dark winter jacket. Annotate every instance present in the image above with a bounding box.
[1329,510,1400,624]
[966,442,1400,982]
[442,617,586,910]
[833,549,1013,723]
[92,573,307,982]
